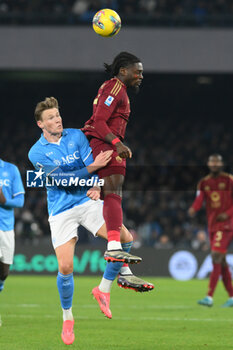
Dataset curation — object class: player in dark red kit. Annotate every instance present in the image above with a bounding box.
[188,154,233,307]
[83,52,143,260]
[83,52,154,304]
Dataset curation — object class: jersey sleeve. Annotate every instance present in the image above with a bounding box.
[28,147,55,174]
[12,165,25,197]
[3,193,24,208]
[76,130,93,166]
[93,81,123,139]
[2,165,25,208]
[191,180,205,211]
[28,144,90,183]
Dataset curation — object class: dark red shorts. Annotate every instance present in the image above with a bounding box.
[209,230,233,254]
[90,138,126,178]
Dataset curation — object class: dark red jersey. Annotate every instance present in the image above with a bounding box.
[83,77,130,141]
[191,172,233,232]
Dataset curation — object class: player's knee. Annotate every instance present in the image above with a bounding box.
[0,263,10,281]
[103,189,122,198]
[211,251,224,264]
[221,256,227,266]
[102,175,124,196]
[58,261,73,275]
[0,270,9,281]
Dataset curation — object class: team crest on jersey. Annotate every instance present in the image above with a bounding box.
[104,95,114,107]
[204,185,210,191]
[218,182,226,189]
[210,191,220,202]
[2,171,8,177]
[68,141,75,149]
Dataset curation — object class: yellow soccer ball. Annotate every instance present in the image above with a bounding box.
[92,9,121,37]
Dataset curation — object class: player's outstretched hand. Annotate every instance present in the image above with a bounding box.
[116,142,132,159]
[93,150,113,168]
[216,212,229,222]
[188,207,195,217]
[87,186,101,201]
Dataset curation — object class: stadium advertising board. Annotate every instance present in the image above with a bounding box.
[11,244,233,279]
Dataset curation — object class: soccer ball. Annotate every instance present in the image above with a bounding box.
[92,9,121,37]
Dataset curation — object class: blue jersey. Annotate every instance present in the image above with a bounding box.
[28,128,97,216]
[0,159,25,231]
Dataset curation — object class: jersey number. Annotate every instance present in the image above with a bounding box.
[215,231,223,241]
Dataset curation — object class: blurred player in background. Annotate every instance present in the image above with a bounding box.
[0,159,25,293]
[83,51,143,263]
[188,154,233,307]
[29,97,152,345]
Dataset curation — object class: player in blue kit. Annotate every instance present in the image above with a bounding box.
[0,159,25,293]
[28,97,152,345]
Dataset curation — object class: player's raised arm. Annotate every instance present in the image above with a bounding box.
[29,148,112,186]
[77,130,113,171]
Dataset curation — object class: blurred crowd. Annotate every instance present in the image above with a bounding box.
[1,0,233,25]
[2,115,232,251]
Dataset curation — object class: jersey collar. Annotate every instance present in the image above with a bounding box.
[39,129,68,145]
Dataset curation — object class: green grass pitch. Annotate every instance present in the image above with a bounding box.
[1,276,233,350]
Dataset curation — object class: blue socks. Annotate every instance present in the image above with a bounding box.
[103,241,133,281]
[0,279,4,292]
[57,272,74,309]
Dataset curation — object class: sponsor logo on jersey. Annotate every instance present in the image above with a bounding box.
[53,151,80,166]
[104,95,114,107]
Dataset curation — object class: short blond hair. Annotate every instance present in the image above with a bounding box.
[34,97,59,121]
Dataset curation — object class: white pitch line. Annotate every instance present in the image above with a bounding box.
[1,304,192,310]
[2,314,233,322]
[130,305,192,309]
[18,304,40,308]
[1,304,40,308]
